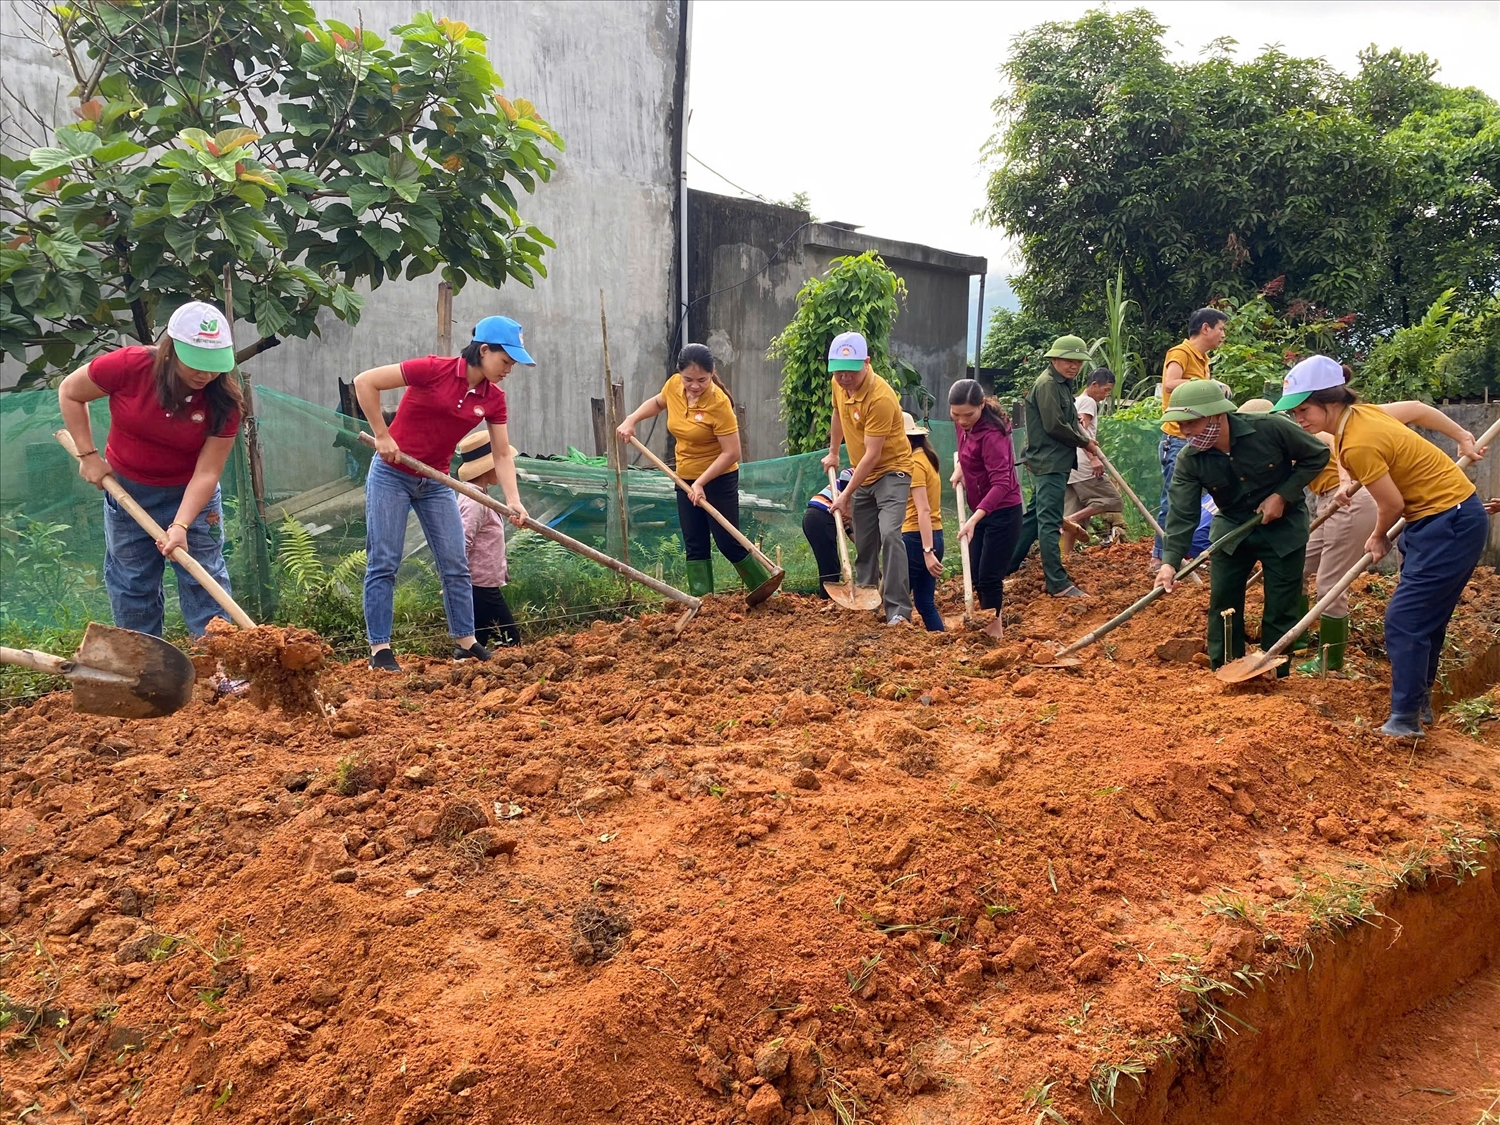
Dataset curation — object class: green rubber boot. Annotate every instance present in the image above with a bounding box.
[733,554,774,591]
[1292,594,1313,650]
[685,558,714,597]
[1296,614,1349,675]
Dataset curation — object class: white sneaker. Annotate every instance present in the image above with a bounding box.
[886,615,909,626]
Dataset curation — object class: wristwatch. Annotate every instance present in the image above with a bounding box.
[923,546,936,555]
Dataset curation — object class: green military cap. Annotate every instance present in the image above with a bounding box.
[1043,335,1091,362]
[1161,378,1238,423]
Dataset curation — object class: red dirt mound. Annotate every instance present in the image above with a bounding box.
[202,619,330,714]
[2,541,1497,1125]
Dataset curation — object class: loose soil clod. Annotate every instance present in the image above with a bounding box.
[202,619,330,713]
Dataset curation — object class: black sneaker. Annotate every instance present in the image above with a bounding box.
[369,648,401,672]
[453,641,492,662]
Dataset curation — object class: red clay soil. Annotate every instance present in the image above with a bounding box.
[2,540,1497,1125]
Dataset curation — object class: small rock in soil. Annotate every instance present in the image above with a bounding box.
[509,758,563,796]
[745,1084,782,1125]
[753,1040,789,1079]
[463,827,518,858]
[791,768,820,790]
[1315,815,1349,843]
[1005,936,1040,971]
[1069,946,1110,982]
[403,765,436,787]
[330,868,357,884]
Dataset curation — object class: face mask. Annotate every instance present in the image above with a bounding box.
[1186,417,1222,450]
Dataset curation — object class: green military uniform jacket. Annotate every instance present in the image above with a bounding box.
[1162,412,1330,569]
[1021,369,1090,476]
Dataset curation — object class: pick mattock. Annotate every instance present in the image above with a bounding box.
[626,437,784,606]
[357,433,703,635]
[1095,447,1201,584]
[1,622,195,719]
[823,467,881,611]
[1036,513,1263,668]
[1217,414,1500,683]
[55,429,257,628]
[952,453,975,622]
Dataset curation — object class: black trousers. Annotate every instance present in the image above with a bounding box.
[472,585,520,648]
[676,469,749,564]
[971,504,1024,612]
[803,506,841,598]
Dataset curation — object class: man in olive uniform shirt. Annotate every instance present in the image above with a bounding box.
[1006,335,1105,597]
[1153,380,1330,675]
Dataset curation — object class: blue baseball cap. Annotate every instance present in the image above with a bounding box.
[827,331,869,372]
[473,316,535,366]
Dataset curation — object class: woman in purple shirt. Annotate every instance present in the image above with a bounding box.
[948,379,1023,638]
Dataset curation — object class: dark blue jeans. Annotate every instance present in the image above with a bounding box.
[1385,494,1488,716]
[1155,435,1188,558]
[363,456,474,645]
[902,530,945,631]
[102,475,232,638]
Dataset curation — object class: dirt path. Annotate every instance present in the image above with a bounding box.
[1304,960,1500,1125]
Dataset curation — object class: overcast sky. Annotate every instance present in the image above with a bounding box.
[686,0,1500,277]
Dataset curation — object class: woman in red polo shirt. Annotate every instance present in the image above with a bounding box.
[57,301,242,638]
[354,316,533,671]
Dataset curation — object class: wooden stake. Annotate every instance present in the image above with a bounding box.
[437,280,453,356]
[601,291,630,564]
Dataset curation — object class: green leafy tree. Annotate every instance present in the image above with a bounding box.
[768,251,914,455]
[981,9,1396,363]
[978,305,1063,403]
[0,1,562,389]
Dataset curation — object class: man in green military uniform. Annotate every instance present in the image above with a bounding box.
[1006,335,1104,597]
[1153,380,1330,675]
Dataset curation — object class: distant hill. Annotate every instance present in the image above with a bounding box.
[967,273,1018,360]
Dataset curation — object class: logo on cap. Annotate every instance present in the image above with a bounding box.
[840,346,853,356]
[198,318,221,338]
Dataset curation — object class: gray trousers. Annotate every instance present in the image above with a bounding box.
[852,470,913,621]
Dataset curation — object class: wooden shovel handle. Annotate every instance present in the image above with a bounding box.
[357,432,700,609]
[55,430,257,628]
[626,437,778,572]
[827,467,857,587]
[0,646,73,675]
[952,453,975,620]
[1095,447,1201,584]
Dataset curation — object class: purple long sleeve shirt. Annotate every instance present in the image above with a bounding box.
[958,417,1022,515]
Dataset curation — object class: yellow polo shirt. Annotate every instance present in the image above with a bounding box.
[663,374,738,480]
[1160,341,1211,439]
[831,370,912,484]
[902,450,943,533]
[1337,404,1475,521]
[1309,432,1341,496]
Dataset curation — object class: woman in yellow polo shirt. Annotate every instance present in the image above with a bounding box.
[900,413,945,631]
[1276,356,1489,739]
[617,344,773,597]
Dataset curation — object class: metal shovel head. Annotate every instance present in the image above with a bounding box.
[746,568,786,608]
[1035,654,1083,669]
[823,580,882,612]
[72,622,196,718]
[1214,649,1288,684]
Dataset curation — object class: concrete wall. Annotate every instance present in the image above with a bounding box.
[0,0,686,458]
[686,190,985,460]
[1430,404,1500,565]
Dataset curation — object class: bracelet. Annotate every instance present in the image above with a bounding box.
[77,449,98,458]
[169,521,190,532]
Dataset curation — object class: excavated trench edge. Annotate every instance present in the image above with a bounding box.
[1117,849,1500,1124]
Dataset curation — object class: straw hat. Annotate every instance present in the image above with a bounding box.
[456,429,520,481]
[902,411,928,436]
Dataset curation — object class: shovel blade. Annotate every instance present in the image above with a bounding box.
[1036,656,1083,669]
[823,580,881,612]
[745,568,786,608]
[71,623,196,718]
[1214,650,1287,684]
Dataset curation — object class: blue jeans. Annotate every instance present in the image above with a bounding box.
[903,530,945,632]
[103,475,232,638]
[1155,436,1188,558]
[1385,494,1488,716]
[363,457,474,645]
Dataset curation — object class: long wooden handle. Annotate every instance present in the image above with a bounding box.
[1096,447,1202,584]
[626,437,778,572]
[358,433,700,609]
[953,454,975,620]
[55,429,257,627]
[1249,415,1500,670]
[0,646,73,675]
[827,467,856,588]
[1054,513,1263,659]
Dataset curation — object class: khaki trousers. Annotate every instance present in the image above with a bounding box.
[1303,488,1380,617]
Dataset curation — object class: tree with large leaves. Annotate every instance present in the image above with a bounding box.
[0,1,562,389]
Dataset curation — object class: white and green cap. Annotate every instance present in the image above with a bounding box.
[167,301,235,373]
[1272,355,1344,412]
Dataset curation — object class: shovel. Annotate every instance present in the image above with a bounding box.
[1218,415,1500,684]
[822,467,882,611]
[952,454,976,622]
[626,437,784,606]
[1036,513,1264,668]
[55,430,257,628]
[1,622,195,718]
[358,433,703,635]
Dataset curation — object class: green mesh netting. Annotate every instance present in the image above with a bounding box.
[0,385,1168,650]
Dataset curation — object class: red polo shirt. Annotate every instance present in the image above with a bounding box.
[389,356,508,475]
[89,346,241,487]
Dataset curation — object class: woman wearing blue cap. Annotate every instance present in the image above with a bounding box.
[1274,355,1489,738]
[354,316,533,672]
